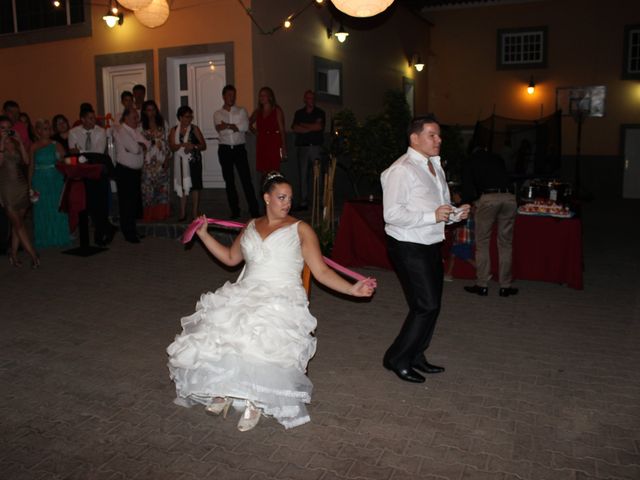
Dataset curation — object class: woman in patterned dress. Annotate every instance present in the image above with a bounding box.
[140,100,171,221]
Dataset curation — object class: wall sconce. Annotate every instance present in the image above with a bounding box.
[527,76,536,95]
[409,54,424,72]
[327,24,349,43]
[103,3,124,28]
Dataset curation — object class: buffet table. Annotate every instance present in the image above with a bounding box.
[332,200,583,289]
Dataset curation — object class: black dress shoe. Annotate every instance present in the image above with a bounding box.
[383,361,425,383]
[413,359,445,374]
[499,287,519,297]
[464,285,488,296]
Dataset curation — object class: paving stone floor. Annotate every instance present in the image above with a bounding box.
[1,197,638,480]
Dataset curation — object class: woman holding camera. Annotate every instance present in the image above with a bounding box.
[0,115,39,268]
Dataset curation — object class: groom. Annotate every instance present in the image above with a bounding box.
[381,115,470,383]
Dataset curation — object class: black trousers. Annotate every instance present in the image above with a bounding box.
[115,164,142,240]
[85,175,110,243]
[218,144,259,217]
[384,236,444,370]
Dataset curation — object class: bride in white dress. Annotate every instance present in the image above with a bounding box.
[167,172,376,431]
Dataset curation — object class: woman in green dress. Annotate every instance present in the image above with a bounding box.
[29,119,69,250]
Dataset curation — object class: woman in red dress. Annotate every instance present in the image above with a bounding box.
[250,87,287,175]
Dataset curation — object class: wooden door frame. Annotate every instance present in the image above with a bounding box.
[94,50,154,116]
[158,42,235,123]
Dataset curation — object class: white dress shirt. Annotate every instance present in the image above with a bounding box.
[381,147,452,245]
[68,125,107,154]
[113,123,148,170]
[213,105,249,146]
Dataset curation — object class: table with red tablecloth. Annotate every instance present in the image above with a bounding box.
[56,162,106,256]
[331,201,583,289]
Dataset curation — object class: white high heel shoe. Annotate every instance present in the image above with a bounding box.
[205,397,232,418]
[237,401,261,432]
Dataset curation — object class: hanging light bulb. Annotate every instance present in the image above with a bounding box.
[527,76,536,95]
[52,0,61,7]
[103,2,123,28]
[334,24,349,43]
[284,17,292,29]
[331,0,394,18]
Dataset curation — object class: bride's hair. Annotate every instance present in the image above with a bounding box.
[262,171,290,194]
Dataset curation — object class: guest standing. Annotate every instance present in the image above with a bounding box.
[0,115,39,267]
[381,115,470,383]
[68,104,113,246]
[132,84,146,115]
[19,113,37,144]
[113,108,149,243]
[291,90,325,211]
[249,87,286,175]
[214,84,259,219]
[2,101,31,152]
[140,100,170,221]
[51,114,71,153]
[29,119,69,250]
[168,106,206,222]
[462,149,518,297]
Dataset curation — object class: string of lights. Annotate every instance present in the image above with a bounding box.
[237,0,325,35]
[51,0,331,33]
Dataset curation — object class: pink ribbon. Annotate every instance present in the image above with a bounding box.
[182,217,368,282]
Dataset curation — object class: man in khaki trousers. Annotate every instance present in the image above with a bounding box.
[462,149,518,297]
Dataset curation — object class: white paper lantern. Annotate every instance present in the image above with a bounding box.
[118,0,153,10]
[331,0,394,18]
[134,0,170,28]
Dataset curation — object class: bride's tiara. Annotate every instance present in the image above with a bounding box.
[264,171,285,183]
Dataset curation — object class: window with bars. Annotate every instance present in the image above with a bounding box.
[497,27,547,69]
[0,0,89,48]
[623,25,640,79]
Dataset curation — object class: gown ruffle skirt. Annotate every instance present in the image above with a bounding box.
[167,221,317,429]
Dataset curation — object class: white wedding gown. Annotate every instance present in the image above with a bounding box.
[167,220,317,429]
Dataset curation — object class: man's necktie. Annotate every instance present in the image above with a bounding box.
[85,131,92,151]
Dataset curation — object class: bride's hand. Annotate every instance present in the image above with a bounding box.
[350,277,377,297]
[195,215,209,238]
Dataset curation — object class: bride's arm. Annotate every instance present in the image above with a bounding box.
[299,222,375,297]
[195,216,244,266]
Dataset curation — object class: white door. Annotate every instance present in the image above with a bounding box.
[102,63,147,120]
[623,126,640,199]
[167,54,226,188]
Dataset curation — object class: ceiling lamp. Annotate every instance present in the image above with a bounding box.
[134,0,170,28]
[331,0,394,18]
[118,0,153,10]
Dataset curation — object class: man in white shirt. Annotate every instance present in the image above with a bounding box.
[68,107,107,155]
[113,108,149,243]
[214,84,259,219]
[381,115,470,383]
[68,104,113,246]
